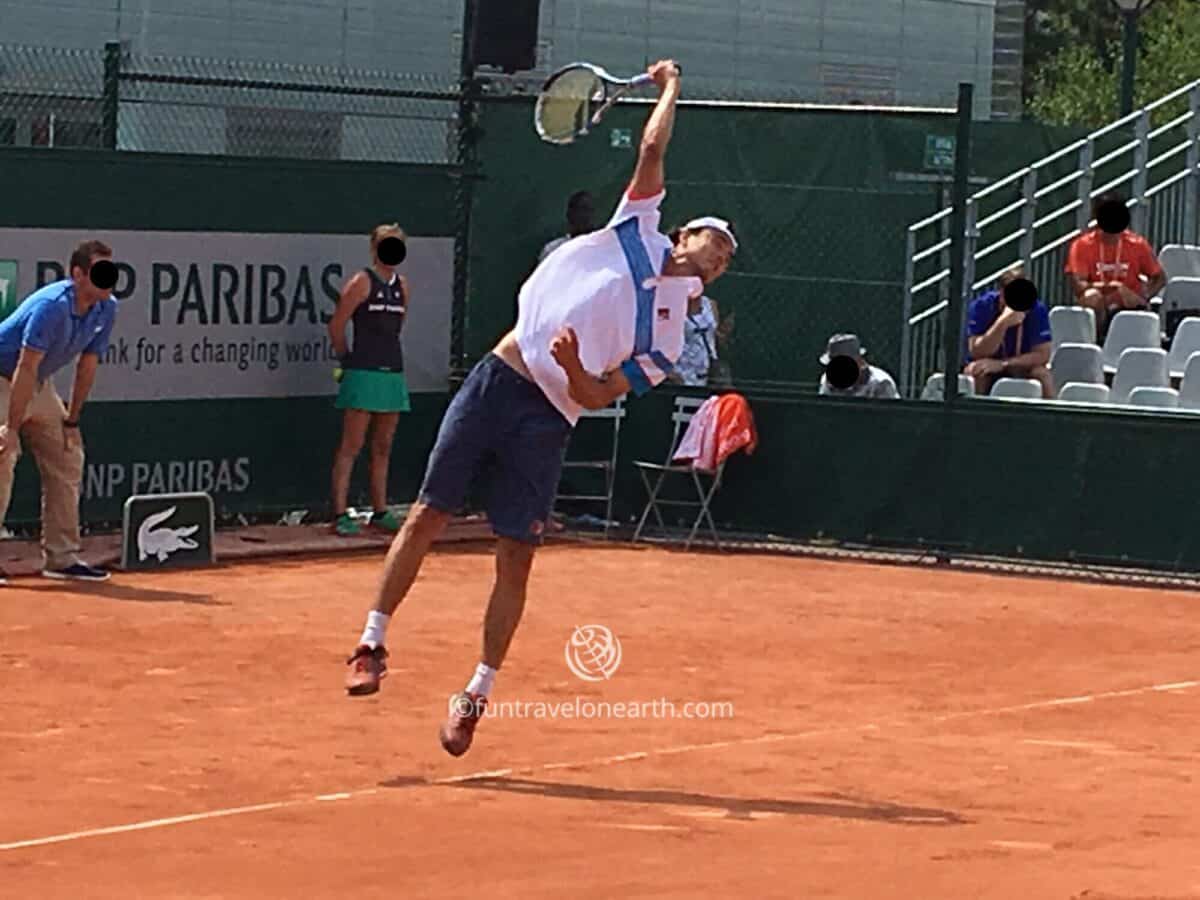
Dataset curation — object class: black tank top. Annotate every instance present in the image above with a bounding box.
[346,268,406,371]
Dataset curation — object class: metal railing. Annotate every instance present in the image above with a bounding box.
[901,80,1200,398]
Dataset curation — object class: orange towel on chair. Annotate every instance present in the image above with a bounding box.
[673,393,758,472]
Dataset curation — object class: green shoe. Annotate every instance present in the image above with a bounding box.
[334,513,361,536]
[370,509,402,532]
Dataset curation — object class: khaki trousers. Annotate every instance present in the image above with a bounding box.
[0,378,84,570]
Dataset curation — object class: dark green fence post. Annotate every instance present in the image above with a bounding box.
[450,0,479,390]
[102,41,121,150]
[943,82,974,406]
[938,82,973,562]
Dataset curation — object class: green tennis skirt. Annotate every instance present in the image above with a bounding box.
[335,369,411,413]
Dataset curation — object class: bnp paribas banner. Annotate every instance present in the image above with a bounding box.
[0,228,454,401]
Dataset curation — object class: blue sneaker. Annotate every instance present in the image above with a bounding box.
[43,563,110,582]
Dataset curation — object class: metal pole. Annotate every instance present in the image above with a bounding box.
[943,82,974,407]
[901,229,916,397]
[102,40,121,151]
[1133,109,1150,235]
[1076,138,1096,234]
[450,0,479,389]
[1019,168,1037,266]
[1186,84,1200,245]
[1120,11,1138,118]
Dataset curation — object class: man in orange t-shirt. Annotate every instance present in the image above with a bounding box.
[1065,192,1165,339]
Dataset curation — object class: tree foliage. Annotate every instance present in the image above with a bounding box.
[1025,0,1200,126]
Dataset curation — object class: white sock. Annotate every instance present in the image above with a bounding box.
[359,610,391,649]
[465,662,497,698]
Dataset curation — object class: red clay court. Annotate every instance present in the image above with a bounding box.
[2,542,1199,899]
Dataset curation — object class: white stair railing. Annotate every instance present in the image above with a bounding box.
[901,80,1200,398]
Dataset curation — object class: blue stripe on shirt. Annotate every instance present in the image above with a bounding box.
[614,217,655,355]
[649,350,674,375]
[620,358,653,396]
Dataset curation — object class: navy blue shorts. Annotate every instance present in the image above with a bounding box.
[419,353,572,544]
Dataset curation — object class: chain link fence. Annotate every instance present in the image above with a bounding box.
[0,44,107,150]
[2,40,1069,397]
[1,42,460,163]
[466,96,958,395]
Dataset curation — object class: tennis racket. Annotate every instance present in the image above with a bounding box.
[534,61,679,145]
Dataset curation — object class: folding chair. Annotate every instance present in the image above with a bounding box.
[632,396,724,551]
[552,398,625,538]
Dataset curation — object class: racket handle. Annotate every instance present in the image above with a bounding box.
[632,63,681,87]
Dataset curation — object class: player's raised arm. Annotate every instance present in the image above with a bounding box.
[627,60,681,199]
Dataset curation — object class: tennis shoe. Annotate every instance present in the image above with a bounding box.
[439,691,487,757]
[345,644,388,695]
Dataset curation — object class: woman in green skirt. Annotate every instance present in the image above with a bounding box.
[327,223,412,536]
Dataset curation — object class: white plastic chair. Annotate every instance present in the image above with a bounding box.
[988,377,1042,400]
[1049,306,1096,354]
[1127,386,1179,409]
[1160,278,1200,344]
[1166,317,1200,378]
[920,372,975,401]
[1058,382,1111,404]
[1050,342,1103,395]
[1178,352,1200,410]
[1158,244,1200,280]
[1102,310,1161,373]
[1110,347,1169,404]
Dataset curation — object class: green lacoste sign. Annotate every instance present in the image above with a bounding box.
[121,492,216,571]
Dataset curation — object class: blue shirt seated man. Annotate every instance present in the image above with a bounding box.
[963,267,1053,399]
[0,240,118,582]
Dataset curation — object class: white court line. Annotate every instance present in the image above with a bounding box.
[2,678,1196,852]
[0,803,289,851]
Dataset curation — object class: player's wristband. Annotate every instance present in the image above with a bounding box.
[63,419,79,428]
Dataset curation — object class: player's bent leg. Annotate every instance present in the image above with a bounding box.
[345,500,453,696]
[439,387,569,754]
[345,357,497,697]
[376,500,453,615]
[483,537,537,669]
[440,536,537,757]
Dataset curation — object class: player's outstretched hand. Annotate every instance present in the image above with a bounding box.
[550,326,582,371]
[648,59,680,90]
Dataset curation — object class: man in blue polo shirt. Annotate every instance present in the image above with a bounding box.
[0,239,118,583]
[963,266,1053,398]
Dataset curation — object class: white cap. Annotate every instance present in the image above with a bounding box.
[682,216,738,254]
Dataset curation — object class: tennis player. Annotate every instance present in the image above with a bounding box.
[344,59,738,757]
[327,224,411,536]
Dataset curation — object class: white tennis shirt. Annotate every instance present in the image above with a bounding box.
[514,188,703,426]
